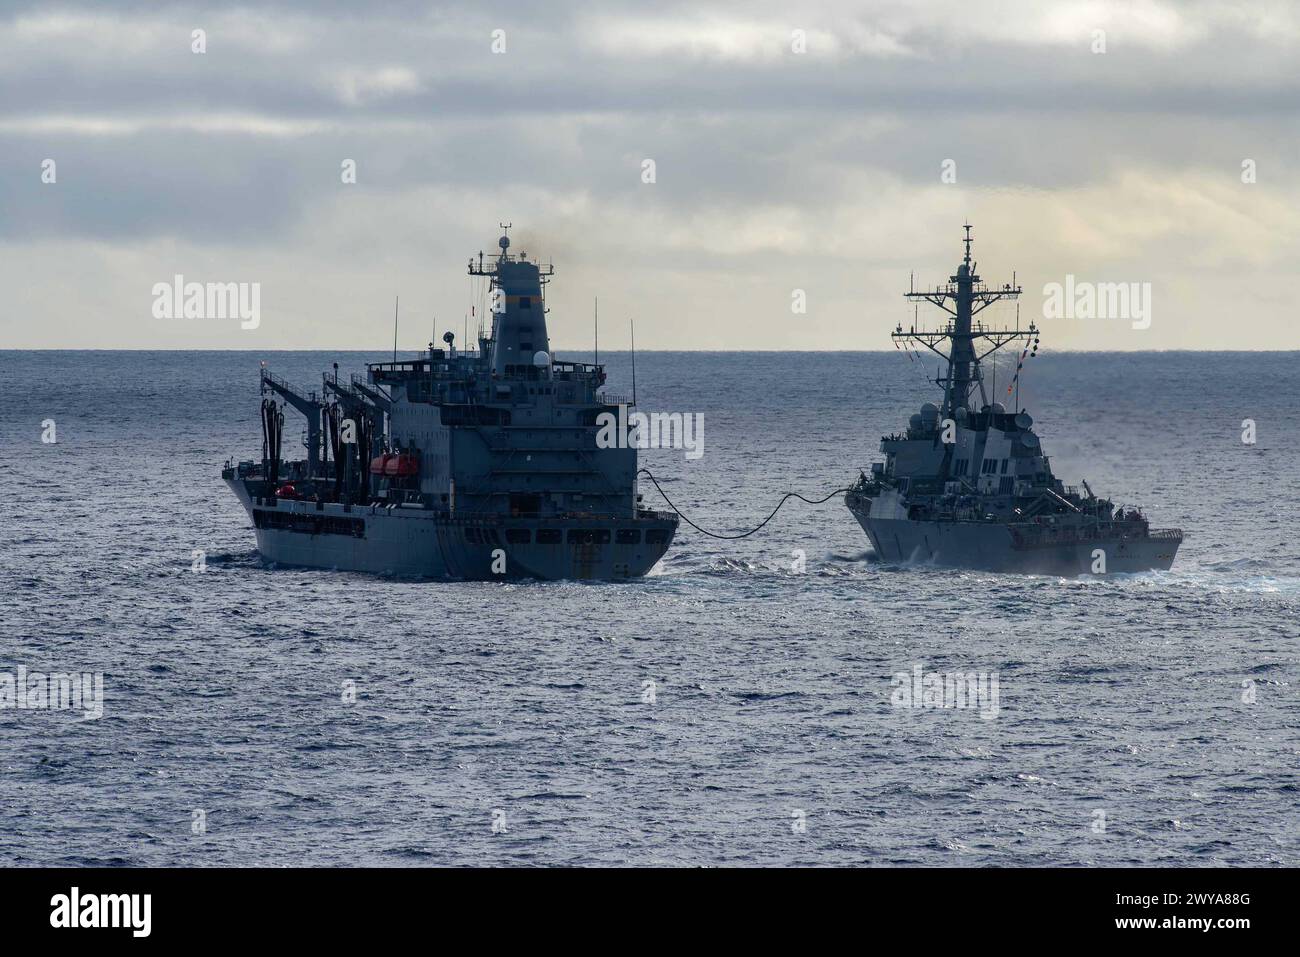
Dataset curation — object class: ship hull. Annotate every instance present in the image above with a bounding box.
[226,479,674,581]
[847,501,1179,575]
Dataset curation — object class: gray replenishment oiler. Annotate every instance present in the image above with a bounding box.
[222,226,677,580]
[845,225,1182,575]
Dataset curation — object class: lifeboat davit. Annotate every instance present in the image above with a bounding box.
[369,453,419,477]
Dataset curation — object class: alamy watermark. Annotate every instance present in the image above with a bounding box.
[1,666,104,720]
[1043,275,1151,330]
[596,405,704,460]
[50,887,151,937]
[152,275,261,330]
[891,662,1000,719]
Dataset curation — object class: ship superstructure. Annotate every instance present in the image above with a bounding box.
[223,227,677,580]
[845,225,1182,575]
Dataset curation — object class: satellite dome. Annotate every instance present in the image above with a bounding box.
[1015,412,1033,429]
[920,402,939,415]
[499,235,511,251]
[990,402,1006,414]
[955,407,968,421]
[909,414,923,431]
[533,350,551,367]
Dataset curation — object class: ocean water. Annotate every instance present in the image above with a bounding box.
[0,350,1296,867]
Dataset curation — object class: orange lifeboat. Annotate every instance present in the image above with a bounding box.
[370,453,419,476]
[384,453,419,477]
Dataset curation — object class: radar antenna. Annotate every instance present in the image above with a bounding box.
[896,224,1033,419]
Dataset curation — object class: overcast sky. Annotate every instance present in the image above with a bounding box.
[1,0,1298,350]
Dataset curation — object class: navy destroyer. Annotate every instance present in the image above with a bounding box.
[845,225,1182,574]
[222,227,677,580]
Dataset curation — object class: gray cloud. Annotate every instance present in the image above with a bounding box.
[1,1,1298,350]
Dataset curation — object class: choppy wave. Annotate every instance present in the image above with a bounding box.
[1,350,1297,867]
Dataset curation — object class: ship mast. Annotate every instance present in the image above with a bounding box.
[467,223,555,376]
[898,223,1031,419]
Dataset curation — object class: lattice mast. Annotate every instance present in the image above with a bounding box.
[897,224,1033,419]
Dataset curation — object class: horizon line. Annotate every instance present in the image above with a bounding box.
[2,347,1298,355]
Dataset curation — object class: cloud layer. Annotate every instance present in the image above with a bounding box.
[2,0,1298,350]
